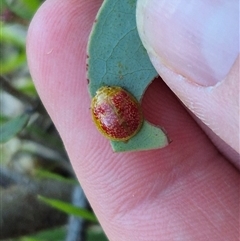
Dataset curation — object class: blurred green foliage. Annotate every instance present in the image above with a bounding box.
[5,0,41,20]
[38,196,98,223]
[0,113,29,143]
[18,226,108,241]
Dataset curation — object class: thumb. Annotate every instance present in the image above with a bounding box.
[137,0,239,165]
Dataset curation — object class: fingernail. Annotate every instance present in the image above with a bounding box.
[137,0,239,86]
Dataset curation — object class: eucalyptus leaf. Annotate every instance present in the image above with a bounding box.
[111,121,169,152]
[38,196,98,223]
[0,113,29,143]
[87,0,168,152]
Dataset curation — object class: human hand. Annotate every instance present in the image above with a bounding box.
[27,0,239,240]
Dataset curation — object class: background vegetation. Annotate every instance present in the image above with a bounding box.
[0,1,108,240]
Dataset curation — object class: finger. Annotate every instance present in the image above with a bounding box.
[137,0,240,167]
[27,0,239,240]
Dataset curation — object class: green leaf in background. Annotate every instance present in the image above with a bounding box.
[19,227,66,241]
[17,80,37,97]
[1,24,26,47]
[86,226,109,241]
[38,196,98,223]
[4,0,41,20]
[36,169,78,185]
[1,24,27,74]
[1,51,26,74]
[0,1,8,13]
[0,115,9,124]
[87,0,169,152]
[18,226,109,241]
[0,113,29,143]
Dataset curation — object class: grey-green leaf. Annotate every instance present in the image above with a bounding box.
[87,0,157,99]
[111,121,169,152]
[0,113,29,143]
[87,0,169,152]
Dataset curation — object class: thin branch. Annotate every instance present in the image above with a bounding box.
[18,131,67,160]
[66,186,87,241]
[0,75,36,109]
[0,167,32,187]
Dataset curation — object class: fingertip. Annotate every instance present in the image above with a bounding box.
[26,0,107,165]
[137,0,239,164]
[149,55,240,166]
[26,2,240,239]
[27,0,103,119]
[136,0,239,87]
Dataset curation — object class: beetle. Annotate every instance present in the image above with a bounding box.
[91,86,143,141]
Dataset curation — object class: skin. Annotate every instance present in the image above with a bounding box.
[27,0,239,240]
